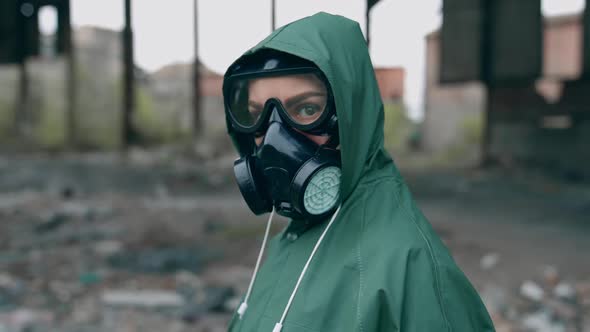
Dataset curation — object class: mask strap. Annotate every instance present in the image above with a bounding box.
[323,113,339,148]
[273,205,342,332]
[324,133,339,149]
[237,207,276,319]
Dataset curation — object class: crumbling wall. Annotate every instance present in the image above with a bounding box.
[489,80,590,179]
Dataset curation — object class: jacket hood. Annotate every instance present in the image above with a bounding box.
[224,13,495,332]
[224,12,394,201]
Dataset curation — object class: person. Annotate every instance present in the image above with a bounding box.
[222,12,495,332]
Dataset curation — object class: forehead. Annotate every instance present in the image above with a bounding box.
[248,74,326,101]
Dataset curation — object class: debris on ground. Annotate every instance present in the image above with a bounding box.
[481,266,590,332]
[0,154,589,331]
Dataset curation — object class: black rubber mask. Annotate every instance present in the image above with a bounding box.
[233,104,341,221]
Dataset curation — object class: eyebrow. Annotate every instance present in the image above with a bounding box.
[284,91,326,108]
[248,91,326,110]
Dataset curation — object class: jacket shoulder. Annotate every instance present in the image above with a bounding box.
[354,177,496,331]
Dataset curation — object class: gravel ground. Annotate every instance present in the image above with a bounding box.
[0,151,588,331]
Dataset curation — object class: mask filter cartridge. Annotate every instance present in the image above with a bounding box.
[303,166,341,215]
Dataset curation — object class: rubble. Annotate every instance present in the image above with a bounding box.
[554,283,576,301]
[93,240,123,257]
[0,191,41,213]
[521,280,545,302]
[0,274,24,311]
[12,224,123,250]
[107,247,211,274]
[481,270,590,331]
[0,155,244,331]
[0,309,54,332]
[0,154,588,331]
[521,310,566,332]
[101,290,185,310]
[480,252,501,270]
[34,211,70,234]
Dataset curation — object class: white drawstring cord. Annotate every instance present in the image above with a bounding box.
[273,205,342,332]
[237,207,276,319]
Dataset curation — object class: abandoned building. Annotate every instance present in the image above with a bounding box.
[424,0,590,179]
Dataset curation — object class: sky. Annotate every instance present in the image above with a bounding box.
[39,0,587,120]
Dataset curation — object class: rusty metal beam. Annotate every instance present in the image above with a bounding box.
[366,0,381,46]
[271,0,276,31]
[193,0,202,137]
[122,0,136,148]
[583,0,590,77]
[62,0,77,147]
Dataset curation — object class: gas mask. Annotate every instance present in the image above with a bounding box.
[224,50,341,221]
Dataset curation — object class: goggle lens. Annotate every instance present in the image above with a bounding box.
[227,72,329,130]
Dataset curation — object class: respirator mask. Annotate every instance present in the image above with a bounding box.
[224,50,341,222]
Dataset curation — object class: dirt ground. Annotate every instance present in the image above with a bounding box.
[0,150,588,331]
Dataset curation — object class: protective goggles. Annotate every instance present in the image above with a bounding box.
[224,69,335,136]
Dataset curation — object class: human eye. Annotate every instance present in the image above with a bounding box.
[296,104,321,117]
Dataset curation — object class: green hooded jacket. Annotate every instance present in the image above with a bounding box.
[225,12,495,332]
